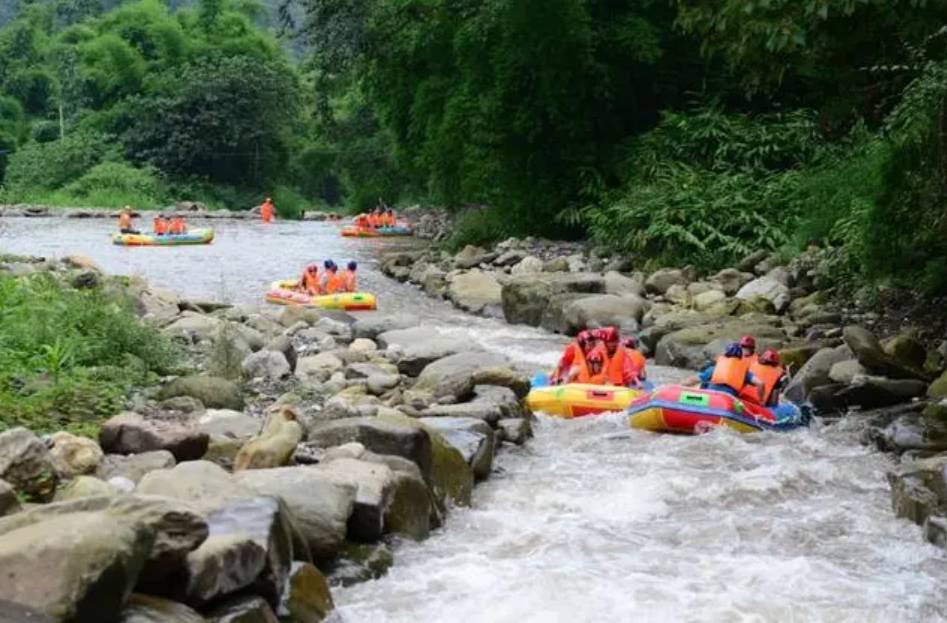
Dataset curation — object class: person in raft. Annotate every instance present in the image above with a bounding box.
[739,334,757,362]
[621,335,648,382]
[342,261,358,292]
[551,330,597,384]
[740,348,789,408]
[168,215,188,235]
[118,206,139,234]
[261,197,275,223]
[320,260,344,294]
[683,342,765,402]
[588,326,642,387]
[152,213,169,236]
[297,264,321,295]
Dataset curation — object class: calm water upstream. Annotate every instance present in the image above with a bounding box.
[2,216,944,622]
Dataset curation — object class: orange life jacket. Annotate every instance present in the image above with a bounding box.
[605,346,628,385]
[710,355,751,393]
[118,213,131,229]
[261,201,274,222]
[627,349,647,377]
[170,218,185,234]
[153,218,168,234]
[385,213,396,227]
[585,344,610,385]
[343,270,357,292]
[740,362,784,405]
[355,215,369,228]
[566,343,592,383]
[301,271,320,295]
[322,270,344,294]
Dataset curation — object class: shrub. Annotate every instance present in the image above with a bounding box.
[62,160,166,206]
[2,129,119,192]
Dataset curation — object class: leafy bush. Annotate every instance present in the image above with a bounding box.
[0,272,179,435]
[2,129,118,192]
[270,184,308,219]
[62,160,166,206]
[446,207,516,251]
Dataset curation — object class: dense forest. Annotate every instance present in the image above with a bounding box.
[2,0,947,293]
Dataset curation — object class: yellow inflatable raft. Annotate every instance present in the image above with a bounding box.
[113,228,214,246]
[265,280,377,311]
[526,383,645,419]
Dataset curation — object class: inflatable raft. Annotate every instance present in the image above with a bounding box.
[113,228,214,246]
[265,280,377,311]
[340,225,413,238]
[626,385,804,434]
[526,376,647,418]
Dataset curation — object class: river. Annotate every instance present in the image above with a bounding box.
[2,216,945,622]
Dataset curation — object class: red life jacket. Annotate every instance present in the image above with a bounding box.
[324,270,344,294]
[710,356,751,393]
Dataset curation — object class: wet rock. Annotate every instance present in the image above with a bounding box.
[447,269,503,315]
[97,450,176,484]
[242,350,290,381]
[655,320,786,369]
[501,273,605,327]
[352,314,420,340]
[164,314,224,343]
[377,328,468,376]
[510,255,544,275]
[159,375,245,410]
[208,595,278,623]
[454,245,496,270]
[474,384,528,418]
[0,427,58,502]
[100,412,209,462]
[53,475,118,501]
[556,294,647,335]
[929,369,947,399]
[234,467,356,560]
[295,352,344,384]
[0,512,153,622]
[327,543,394,588]
[419,417,494,481]
[278,562,334,623]
[317,458,395,541]
[843,326,928,381]
[413,351,511,401]
[887,454,947,526]
[183,534,267,606]
[199,410,260,440]
[48,432,104,479]
[234,407,304,471]
[808,383,847,413]
[498,418,533,445]
[828,360,868,385]
[117,594,206,623]
[645,268,687,295]
[784,346,851,404]
[876,413,947,455]
[735,276,791,314]
[264,335,297,373]
[885,333,927,370]
[307,417,433,481]
[778,344,821,369]
[0,479,19,516]
[603,271,645,297]
[381,463,431,540]
[710,268,754,296]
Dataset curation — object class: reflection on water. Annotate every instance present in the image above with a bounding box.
[4,216,943,622]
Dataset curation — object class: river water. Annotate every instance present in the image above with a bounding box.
[2,217,945,622]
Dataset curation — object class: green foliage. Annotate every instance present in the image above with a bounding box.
[0,271,178,434]
[446,207,515,252]
[2,128,117,192]
[269,184,308,219]
[62,160,166,206]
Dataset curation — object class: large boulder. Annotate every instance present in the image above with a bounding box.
[242,350,291,381]
[316,458,396,542]
[829,360,868,385]
[654,320,786,369]
[208,595,279,623]
[843,326,928,381]
[198,410,260,440]
[0,427,58,502]
[501,273,605,326]
[446,269,503,315]
[352,314,420,340]
[48,432,103,479]
[53,476,118,502]
[645,268,687,296]
[885,333,927,370]
[735,277,791,314]
[295,353,344,384]
[887,455,947,529]
[376,328,469,376]
[0,512,153,622]
[97,451,176,484]
[136,288,181,326]
[159,376,245,411]
[419,417,494,481]
[413,351,511,401]
[498,418,532,445]
[510,256,544,275]
[784,346,852,404]
[306,418,433,480]
[100,412,209,462]
[693,289,727,312]
[930,369,947,399]
[554,294,647,335]
[117,594,205,623]
[233,407,304,471]
[603,271,645,297]
[836,375,928,409]
[0,479,20,516]
[453,245,495,270]
[277,562,334,623]
[234,467,356,560]
[163,313,223,343]
[710,268,755,296]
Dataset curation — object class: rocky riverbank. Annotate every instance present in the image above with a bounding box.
[0,254,532,622]
[0,203,344,222]
[381,236,947,549]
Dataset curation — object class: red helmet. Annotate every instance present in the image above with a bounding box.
[599,326,619,343]
[577,330,593,345]
[760,349,781,365]
[622,336,638,349]
[739,335,756,349]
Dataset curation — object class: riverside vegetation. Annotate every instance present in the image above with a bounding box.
[0,252,533,621]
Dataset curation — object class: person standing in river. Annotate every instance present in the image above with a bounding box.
[260,197,275,223]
